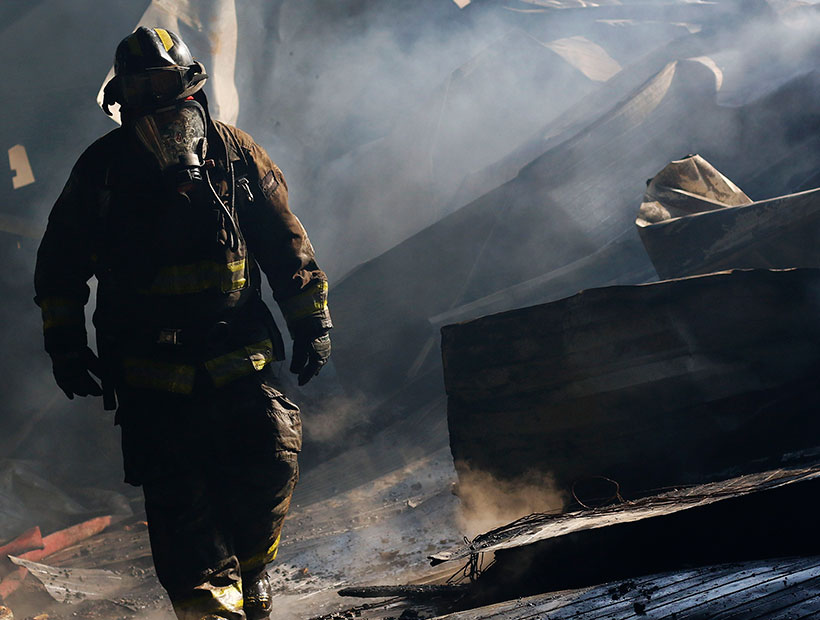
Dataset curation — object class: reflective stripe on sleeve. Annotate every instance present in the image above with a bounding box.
[204,339,274,388]
[40,297,84,331]
[279,280,328,322]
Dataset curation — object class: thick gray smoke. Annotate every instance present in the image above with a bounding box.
[234,1,642,278]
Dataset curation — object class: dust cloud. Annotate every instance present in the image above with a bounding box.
[301,392,369,444]
[454,462,566,538]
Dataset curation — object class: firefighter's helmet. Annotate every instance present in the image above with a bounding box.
[103,27,208,115]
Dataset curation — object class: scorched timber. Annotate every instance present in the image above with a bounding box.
[441,267,820,498]
[432,556,820,619]
[639,187,820,280]
[430,464,820,606]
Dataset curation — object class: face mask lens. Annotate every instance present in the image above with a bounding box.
[133,101,207,172]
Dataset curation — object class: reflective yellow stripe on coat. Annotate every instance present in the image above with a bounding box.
[122,358,197,394]
[123,339,274,393]
[142,259,247,295]
[204,339,275,388]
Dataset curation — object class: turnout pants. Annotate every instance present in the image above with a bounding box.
[116,367,301,620]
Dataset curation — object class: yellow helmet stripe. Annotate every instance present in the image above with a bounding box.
[154,28,174,52]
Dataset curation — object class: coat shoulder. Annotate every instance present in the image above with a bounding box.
[212,120,261,156]
[211,120,280,170]
[74,128,125,178]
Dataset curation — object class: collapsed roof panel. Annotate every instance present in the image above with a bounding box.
[454,56,729,303]
[330,52,820,406]
[441,268,820,500]
[638,155,820,280]
[331,30,820,402]
[304,0,742,277]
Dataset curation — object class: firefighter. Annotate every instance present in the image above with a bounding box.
[34,27,332,620]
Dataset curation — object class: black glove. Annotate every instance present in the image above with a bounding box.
[50,347,103,400]
[290,332,331,386]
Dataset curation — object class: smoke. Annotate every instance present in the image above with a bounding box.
[301,392,369,444]
[232,1,820,281]
[232,1,656,278]
[454,463,566,538]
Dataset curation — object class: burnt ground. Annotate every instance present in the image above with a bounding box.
[2,448,468,620]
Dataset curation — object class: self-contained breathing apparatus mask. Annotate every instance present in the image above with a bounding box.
[132,98,208,194]
[104,27,241,249]
[131,97,240,250]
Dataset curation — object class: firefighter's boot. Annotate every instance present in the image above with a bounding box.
[243,571,272,620]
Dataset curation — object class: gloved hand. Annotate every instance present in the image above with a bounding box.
[290,332,331,386]
[50,347,103,400]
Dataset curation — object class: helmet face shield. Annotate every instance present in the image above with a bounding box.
[119,63,207,111]
[121,67,186,109]
[133,99,208,191]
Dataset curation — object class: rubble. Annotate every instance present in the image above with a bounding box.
[429,556,820,619]
[7,557,136,605]
[638,154,820,279]
[328,463,820,617]
[432,463,820,569]
[0,517,112,602]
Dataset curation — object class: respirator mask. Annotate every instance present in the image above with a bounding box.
[132,98,208,194]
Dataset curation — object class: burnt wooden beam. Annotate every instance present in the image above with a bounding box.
[442,268,820,499]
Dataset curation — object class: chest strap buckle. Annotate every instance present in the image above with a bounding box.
[157,328,183,346]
